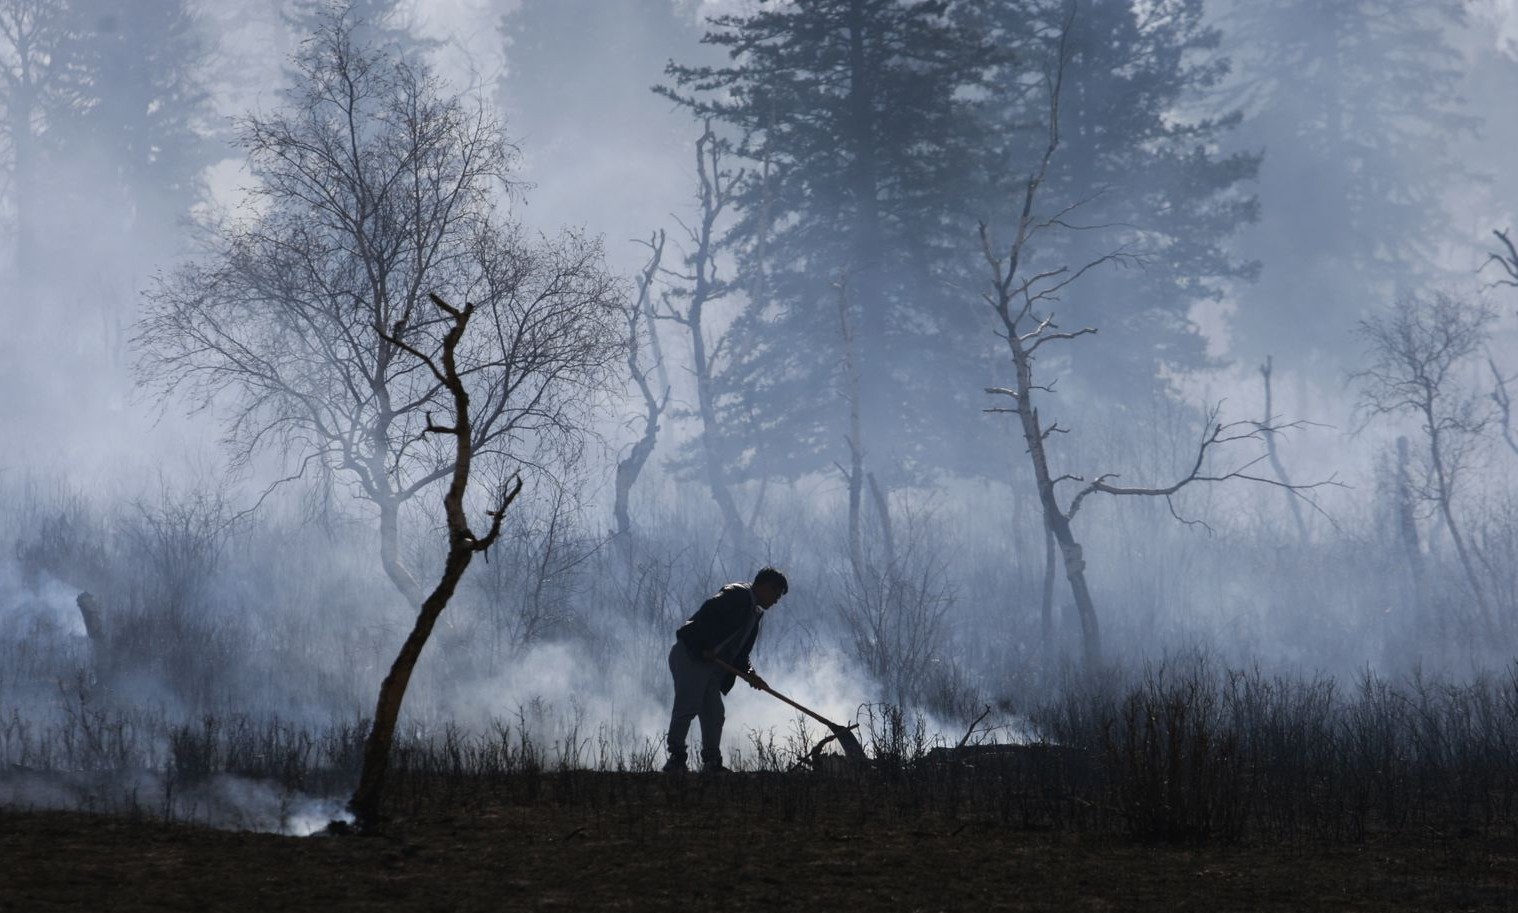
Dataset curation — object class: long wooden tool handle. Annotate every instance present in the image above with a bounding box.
[710,656,846,730]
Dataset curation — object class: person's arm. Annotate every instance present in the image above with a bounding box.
[736,608,766,689]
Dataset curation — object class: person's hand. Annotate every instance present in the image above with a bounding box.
[744,671,768,691]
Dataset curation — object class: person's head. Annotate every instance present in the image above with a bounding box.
[752,566,788,609]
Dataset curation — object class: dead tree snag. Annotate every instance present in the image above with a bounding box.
[349,294,525,831]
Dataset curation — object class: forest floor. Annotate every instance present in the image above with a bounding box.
[3,770,1517,913]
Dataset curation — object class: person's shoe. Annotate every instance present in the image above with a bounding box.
[661,757,688,773]
[701,761,730,774]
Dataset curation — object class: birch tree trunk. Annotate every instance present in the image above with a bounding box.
[1260,357,1308,543]
[837,279,866,581]
[1006,335,1101,666]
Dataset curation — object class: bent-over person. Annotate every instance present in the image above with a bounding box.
[664,566,788,772]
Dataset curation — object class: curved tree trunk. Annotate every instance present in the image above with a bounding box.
[349,295,522,831]
[613,424,658,541]
[377,497,426,610]
[348,547,474,827]
[1427,424,1491,626]
[614,231,669,542]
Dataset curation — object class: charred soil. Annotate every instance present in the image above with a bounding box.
[3,769,1517,912]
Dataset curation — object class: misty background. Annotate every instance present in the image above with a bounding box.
[3,0,1518,820]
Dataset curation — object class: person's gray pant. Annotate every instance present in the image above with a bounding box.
[666,641,725,765]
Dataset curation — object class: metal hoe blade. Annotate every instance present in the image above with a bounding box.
[713,658,868,764]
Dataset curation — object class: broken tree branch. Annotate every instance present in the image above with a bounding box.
[1064,407,1340,525]
[1483,228,1518,289]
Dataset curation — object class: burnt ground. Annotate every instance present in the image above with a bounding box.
[2,770,1517,913]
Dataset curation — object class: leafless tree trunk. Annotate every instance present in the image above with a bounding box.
[834,276,867,581]
[840,0,891,571]
[1259,357,1309,542]
[350,294,524,831]
[867,471,896,571]
[376,497,426,609]
[983,288,1104,662]
[978,17,1104,665]
[639,233,672,396]
[980,13,1333,666]
[832,278,898,581]
[613,231,670,540]
[1392,435,1425,611]
[1040,522,1056,654]
[1355,292,1496,627]
[1429,421,1487,623]
[658,123,747,548]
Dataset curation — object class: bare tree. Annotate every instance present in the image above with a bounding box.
[612,230,669,541]
[137,13,621,825]
[348,293,523,831]
[136,12,621,614]
[469,476,590,654]
[1485,228,1518,289]
[1354,291,1496,626]
[979,13,1331,666]
[834,501,954,709]
[656,123,748,548]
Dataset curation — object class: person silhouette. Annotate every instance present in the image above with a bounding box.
[662,566,788,772]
